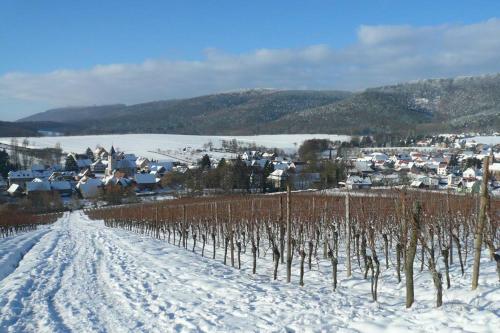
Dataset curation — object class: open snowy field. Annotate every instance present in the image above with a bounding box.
[0,134,350,160]
[0,211,498,333]
[467,135,500,145]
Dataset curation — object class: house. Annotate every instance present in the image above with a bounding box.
[268,169,288,190]
[371,173,400,186]
[463,167,481,180]
[250,159,269,169]
[345,175,372,190]
[410,180,425,188]
[437,163,448,176]
[49,171,76,182]
[411,176,439,189]
[77,178,103,199]
[149,165,166,177]
[353,160,375,174]
[115,159,137,177]
[134,173,158,191]
[26,179,51,196]
[395,160,411,172]
[273,161,291,171]
[94,147,108,160]
[91,159,107,173]
[391,153,412,163]
[107,149,137,177]
[158,161,174,172]
[7,170,35,188]
[75,158,92,171]
[103,174,132,187]
[371,152,389,163]
[136,157,150,170]
[262,152,277,159]
[78,169,92,179]
[490,163,500,178]
[122,153,137,161]
[458,179,481,193]
[50,181,73,196]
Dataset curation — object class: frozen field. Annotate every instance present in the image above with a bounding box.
[0,211,498,333]
[0,134,350,160]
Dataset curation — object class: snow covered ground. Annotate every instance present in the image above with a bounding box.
[1,211,499,333]
[467,135,500,145]
[0,134,350,161]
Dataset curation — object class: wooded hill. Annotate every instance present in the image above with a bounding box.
[13,74,500,137]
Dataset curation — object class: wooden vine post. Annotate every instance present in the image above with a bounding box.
[346,193,351,277]
[229,203,235,268]
[405,201,421,308]
[286,184,292,283]
[471,154,491,290]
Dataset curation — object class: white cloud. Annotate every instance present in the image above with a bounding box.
[2,18,500,119]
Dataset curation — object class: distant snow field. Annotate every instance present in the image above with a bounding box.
[0,212,498,332]
[467,135,500,145]
[0,134,350,160]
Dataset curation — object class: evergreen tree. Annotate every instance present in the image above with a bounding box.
[65,154,79,171]
[232,156,250,190]
[263,160,274,179]
[85,147,95,162]
[199,154,211,170]
[0,149,13,177]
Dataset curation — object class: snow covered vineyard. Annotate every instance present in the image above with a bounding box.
[1,195,499,332]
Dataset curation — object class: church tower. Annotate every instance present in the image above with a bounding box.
[106,146,117,176]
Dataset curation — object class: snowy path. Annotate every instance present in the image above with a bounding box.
[0,211,499,333]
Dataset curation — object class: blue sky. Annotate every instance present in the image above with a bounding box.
[2,0,500,120]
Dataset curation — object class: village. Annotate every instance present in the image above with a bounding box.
[0,133,499,211]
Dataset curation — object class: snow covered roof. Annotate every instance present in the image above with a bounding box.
[370,153,389,161]
[50,181,72,191]
[490,163,500,172]
[116,159,136,169]
[346,175,372,185]
[103,175,131,187]
[136,157,150,167]
[77,178,103,198]
[149,165,166,172]
[8,170,34,179]
[77,177,102,187]
[273,162,290,171]
[123,154,137,161]
[463,167,482,178]
[135,173,157,184]
[7,184,22,194]
[411,180,424,187]
[251,159,268,168]
[76,159,92,168]
[26,179,51,192]
[354,161,374,173]
[270,169,286,177]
